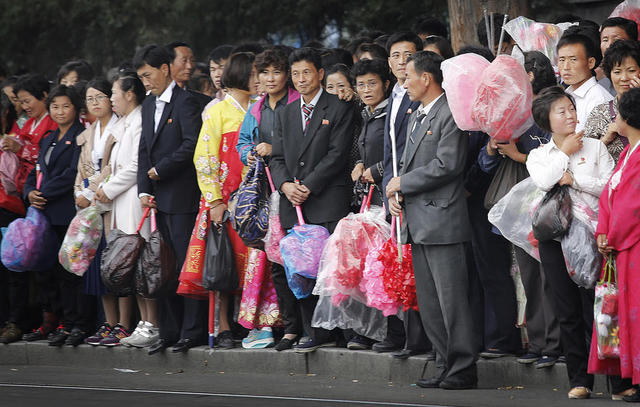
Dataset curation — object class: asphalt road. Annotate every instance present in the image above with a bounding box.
[0,365,620,407]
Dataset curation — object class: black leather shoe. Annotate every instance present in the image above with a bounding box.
[392,348,427,359]
[148,339,170,355]
[171,338,199,353]
[274,337,297,352]
[416,376,443,388]
[439,377,478,390]
[372,340,402,353]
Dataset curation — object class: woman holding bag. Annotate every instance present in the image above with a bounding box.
[587,88,640,401]
[527,86,615,399]
[23,85,86,346]
[194,52,260,349]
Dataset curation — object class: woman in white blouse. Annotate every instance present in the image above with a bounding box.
[93,73,157,348]
[527,86,615,400]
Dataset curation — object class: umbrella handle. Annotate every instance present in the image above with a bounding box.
[209,291,215,348]
[264,164,276,194]
[295,205,305,225]
[136,206,152,233]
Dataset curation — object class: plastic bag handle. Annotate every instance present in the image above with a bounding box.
[136,207,152,233]
[359,184,375,214]
[36,164,42,189]
[295,205,305,225]
[150,209,157,232]
[264,163,276,193]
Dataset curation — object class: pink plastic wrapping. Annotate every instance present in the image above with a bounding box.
[503,16,565,65]
[263,192,285,265]
[441,53,491,131]
[472,55,534,141]
[610,0,640,40]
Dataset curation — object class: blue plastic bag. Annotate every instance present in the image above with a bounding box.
[1,206,60,272]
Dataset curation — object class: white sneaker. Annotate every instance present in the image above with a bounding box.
[127,323,159,348]
[120,321,145,347]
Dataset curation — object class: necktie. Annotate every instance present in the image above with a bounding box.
[411,112,426,135]
[302,103,314,131]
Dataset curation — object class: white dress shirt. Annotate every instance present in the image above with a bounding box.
[300,88,323,131]
[411,93,444,133]
[154,81,176,133]
[566,76,614,132]
[526,136,615,216]
[389,82,407,143]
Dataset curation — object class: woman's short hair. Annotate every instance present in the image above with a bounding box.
[56,60,94,84]
[255,49,289,73]
[422,36,454,60]
[13,74,50,100]
[524,51,557,94]
[618,87,640,129]
[221,52,256,91]
[531,86,576,133]
[602,40,640,80]
[46,85,83,116]
[352,58,391,85]
[116,70,146,105]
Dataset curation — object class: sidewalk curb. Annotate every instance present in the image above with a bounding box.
[0,342,605,390]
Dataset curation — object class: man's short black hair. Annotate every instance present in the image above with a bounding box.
[166,41,191,61]
[601,17,638,41]
[406,51,444,86]
[13,74,50,100]
[289,47,323,71]
[531,86,576,133]
[56,60,94,84]
[352,58,391,84]
[207,45,233,64]
[618,87,640,129]
[46,84,83,117]
[321,48,353,70]
[477,13,512,48]
[132,44,172,70]
[355,43,389,60]
[557,29,603,68]
[414,17,448,39]
[423,36,454,60]
[221,52,255,91]
[602,40,640,80]
[524,51,557,94]
[456,45,495,62]
[385,32,423,55]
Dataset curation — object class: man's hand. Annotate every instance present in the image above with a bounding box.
[389,194,403,217]
[95,187,111,203]
[486,138,499,156]
[28,190,47,210]
[75,195,91,209]
[140,195,157,209]
[255,143,272,157]
[597,233,614,257]
[281,182,310,206]
[559,131,584,157]
[351,163,364,182]
[148,167,160,181]
[386,176,402,198]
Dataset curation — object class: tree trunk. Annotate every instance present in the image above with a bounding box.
[448,0,530,52]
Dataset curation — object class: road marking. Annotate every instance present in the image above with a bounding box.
[0,383,448,407]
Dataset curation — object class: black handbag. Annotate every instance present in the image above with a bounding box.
[202,212,239,292]
[484,158,530,209]
[531,184,572,241]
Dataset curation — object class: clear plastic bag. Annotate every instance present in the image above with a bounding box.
[488,177,545,260]
[561,219,602,289]
[531,184,572,241]
[311,295,388,342]
[503,16,565,65]
[471,55,534,141]
[610,0,640,40]
[594,256,620,359]
[263,192,285,265]
[441,53,490,131]
[59,205,104,276]
[313,206,389,304]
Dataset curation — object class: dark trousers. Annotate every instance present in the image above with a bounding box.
[468,200,521,353]
[0,208,21,325]
[385,315,406,347]
[271,263,302,335]
[538,239,594,389]
[404,309,431,351]
[155,211,206,343]
[514,246,561,356]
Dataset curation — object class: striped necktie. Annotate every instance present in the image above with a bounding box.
[302,103,314,131]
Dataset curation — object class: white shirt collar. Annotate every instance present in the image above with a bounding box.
[157,81,176,104]
[419,92,444,117]
[392,82,406,99]
[300,87,323,109]
[567,76,597,98]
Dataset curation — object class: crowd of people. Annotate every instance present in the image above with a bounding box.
[1,10,640,402]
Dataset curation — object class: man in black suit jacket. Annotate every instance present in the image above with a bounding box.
[270,48,356,353]
[376,32,431,360]
[134,44,206,355]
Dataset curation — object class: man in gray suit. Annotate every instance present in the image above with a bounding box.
[386,51,478,390]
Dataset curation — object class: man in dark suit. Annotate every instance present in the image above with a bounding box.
[376,32,431,360]
[387,51,478,390]
[133,44,206,355]
[270,47,356,353]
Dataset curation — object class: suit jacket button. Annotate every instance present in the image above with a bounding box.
[299,161,304,167]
